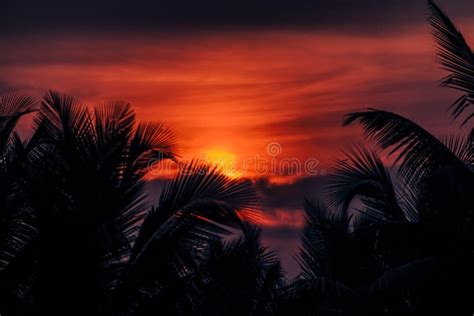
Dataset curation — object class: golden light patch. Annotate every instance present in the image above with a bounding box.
[203,149,241,179]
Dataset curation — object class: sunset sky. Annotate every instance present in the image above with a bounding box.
[3,0,473,276]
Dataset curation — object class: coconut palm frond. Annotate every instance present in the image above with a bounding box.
[93,101,135,176]
[131,161,260,263]
[296,198,350,280]
[0,91,37,151]
[428,0,474,125]
[127,122,178,177]
[326,145,405,221]
[440,134,473,166]
[395,183,419,222]
[344,109,464,186]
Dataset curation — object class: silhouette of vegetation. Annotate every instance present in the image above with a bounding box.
[429,0,474,125]
[280,1,474,314]
[0,1,472,315]
[0,91,262,315]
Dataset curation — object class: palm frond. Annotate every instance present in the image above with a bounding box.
[0,91,36,116]
[0,241,39,306]
[344,109,464,186]
[0,133,36,271]
[93,102,135,173]
[125,122,178,179]
[0,91,37,151]
[0,131,39,302]
[213,225,279,267]
[29,90,94,169]
[326,145,406,221]
[296,198,350,280]
[440,133,473,166]
[94,101,135,147]
[394,184,419,222]
[130,161,260,263]
[0,205,37,271]
[428,0,474,125]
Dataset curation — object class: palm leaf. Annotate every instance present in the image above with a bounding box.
[93,101,135,179]
[428,0,474,125]
[130,161,260,264]
[326,145,406,221]
[394,183,419,222]
[125,121,178,180]
[440,133,473,167]
[28,90,95,172]
[344,109,464,186]
[296,198,350,280]
[0,91,37,152]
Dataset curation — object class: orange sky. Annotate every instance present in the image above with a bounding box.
[3,27,470,181]
[2,23,473,275]
[2,0,474,281]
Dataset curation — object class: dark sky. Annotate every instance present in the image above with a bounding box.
[3,0,473,34]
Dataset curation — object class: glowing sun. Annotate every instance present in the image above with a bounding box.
[203,149,241,179]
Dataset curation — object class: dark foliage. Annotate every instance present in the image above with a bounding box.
[429,0,474,125]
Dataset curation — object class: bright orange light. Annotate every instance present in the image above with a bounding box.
[203,149,241,179]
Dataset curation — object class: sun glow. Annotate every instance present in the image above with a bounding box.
[203,149,241,179]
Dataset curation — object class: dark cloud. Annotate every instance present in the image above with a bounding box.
[261,228,301,278]
[143,178,169,206]
[252,111,348,138]
[0,80,15,92]
[3,0,472,35]
[256,175,326,211]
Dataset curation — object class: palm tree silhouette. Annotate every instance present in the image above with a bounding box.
[290,1,474,314]
[27,91,180,315]
[0,91,261,315]
[107,162,260,315]
[429,0,474,125]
